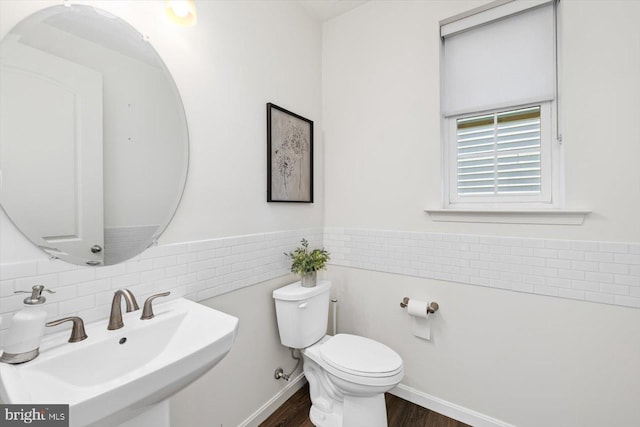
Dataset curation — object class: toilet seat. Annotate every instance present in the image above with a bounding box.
[306,334,403,388]
[320,334,403,378]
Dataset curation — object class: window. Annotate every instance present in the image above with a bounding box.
[441,0,561,208]
[451,103,552,204]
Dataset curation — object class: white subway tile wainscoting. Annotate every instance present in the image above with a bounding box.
[0,229,323,345]
[104,225,160,265]
[3,226,638,349]
[324,228,640,309]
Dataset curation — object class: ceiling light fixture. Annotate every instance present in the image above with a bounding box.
[165,0,197,27]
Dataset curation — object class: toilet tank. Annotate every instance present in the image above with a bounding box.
[272,280,331,348]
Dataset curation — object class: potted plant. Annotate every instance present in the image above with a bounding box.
[285,238,330,287]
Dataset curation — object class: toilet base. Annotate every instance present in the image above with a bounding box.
[309,404,342,427]
[307,388,388,427]
[343,394,387,427]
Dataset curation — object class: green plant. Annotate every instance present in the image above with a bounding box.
[285,238,330,275]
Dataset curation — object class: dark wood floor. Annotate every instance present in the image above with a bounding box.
[260,384,470,427]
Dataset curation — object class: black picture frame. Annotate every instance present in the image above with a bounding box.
[267,103,314,203]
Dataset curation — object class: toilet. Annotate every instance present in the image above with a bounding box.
[273,280,404,427]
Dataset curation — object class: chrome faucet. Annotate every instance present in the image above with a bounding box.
[107,289,140,330]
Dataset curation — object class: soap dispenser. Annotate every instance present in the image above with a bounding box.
[0,285,54,364]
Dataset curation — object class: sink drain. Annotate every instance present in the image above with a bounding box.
[119,337,127,345]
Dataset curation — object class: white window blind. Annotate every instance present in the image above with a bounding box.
[456,106,542,196]
[442,1,555,117]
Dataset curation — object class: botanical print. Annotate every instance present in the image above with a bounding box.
[270,108,311,201]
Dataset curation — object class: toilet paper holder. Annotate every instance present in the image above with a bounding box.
[400,297,439,314]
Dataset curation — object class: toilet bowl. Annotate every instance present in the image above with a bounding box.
[273,281,404,427]
[303,334,404,427]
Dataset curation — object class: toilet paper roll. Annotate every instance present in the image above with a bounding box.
[407,299,429,319]
[407,299,431,340]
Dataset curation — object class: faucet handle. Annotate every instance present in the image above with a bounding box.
[46,316,88,343]
[141,291,171,320]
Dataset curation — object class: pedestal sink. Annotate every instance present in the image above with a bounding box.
[0,298,239,427]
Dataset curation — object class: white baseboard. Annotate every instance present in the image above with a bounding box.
[389,383,515,427]
[239,373,307,427]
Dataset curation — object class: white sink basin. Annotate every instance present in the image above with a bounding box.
[0,298,239,427]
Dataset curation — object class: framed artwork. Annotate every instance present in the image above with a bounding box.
[267,103,313,203]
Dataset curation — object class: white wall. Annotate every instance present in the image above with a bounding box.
[0,0,323,424]
[322,1,640,426]
[159,0,324,243]
[323,0,640,243]
[329,266,640,427]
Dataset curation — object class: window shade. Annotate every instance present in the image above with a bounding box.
[442,2,555,117]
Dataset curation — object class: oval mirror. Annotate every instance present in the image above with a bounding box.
[0,5,189,266]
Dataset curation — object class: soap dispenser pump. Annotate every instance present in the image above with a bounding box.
[0,285,55,364]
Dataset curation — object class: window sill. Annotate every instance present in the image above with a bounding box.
[425,209,591,225]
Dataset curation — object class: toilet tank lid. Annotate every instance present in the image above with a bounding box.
[272,280,331,301]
